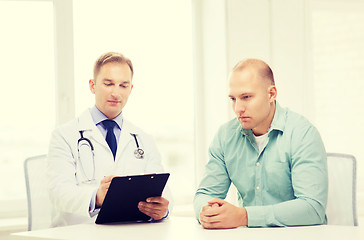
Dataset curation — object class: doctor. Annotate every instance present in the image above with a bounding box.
[47,52,172,227]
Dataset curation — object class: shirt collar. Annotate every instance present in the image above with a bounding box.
[89,105,123,130]
[269,102,285,133]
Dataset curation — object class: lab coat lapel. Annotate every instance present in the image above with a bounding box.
[77,110,109,149]
[115,120,134,162]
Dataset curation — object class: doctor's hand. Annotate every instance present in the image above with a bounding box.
[96,175,116,208]
[199,198,248,229]
[138,197,169,221]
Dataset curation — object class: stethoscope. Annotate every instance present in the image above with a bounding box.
[77,130,144,182]
[130,133,145,159]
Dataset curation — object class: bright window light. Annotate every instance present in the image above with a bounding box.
[0,1,55,202]
[311,4,364,194]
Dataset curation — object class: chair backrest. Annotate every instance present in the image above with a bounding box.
[24,154,52,231]
[326,153,358,226]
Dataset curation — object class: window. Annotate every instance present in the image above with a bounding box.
[0,1,55,215]
[73,0,194,207]
[311,0,364,212]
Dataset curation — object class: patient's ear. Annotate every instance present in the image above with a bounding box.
[268,85,277,102]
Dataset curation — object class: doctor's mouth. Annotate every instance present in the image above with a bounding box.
[107,100,121,105]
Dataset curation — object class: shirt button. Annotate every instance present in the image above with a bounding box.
[256,186,260,190]
[256,162,260,166]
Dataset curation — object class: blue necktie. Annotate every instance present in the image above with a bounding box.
[102,120,117,159]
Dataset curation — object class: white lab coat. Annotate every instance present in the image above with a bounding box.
[47,109,172,227]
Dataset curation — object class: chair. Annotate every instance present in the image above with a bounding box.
[326,153,358,226]
[24,154,52,230]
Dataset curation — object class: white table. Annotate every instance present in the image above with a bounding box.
[11,216,364,240]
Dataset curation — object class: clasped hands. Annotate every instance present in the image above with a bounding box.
[96,176,169,220]
[199,198,248,229]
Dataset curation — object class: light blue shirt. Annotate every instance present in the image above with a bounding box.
[89,105,124,143]
[88,106,123,216]
[194,103,328,227]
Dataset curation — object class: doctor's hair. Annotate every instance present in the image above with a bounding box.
[93,52,134,79]
[232,58,275,86]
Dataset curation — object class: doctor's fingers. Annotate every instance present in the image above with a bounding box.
[146,197,169,205]
[138,201,168,214]
[98,176,116,190]
[138,201,166,210]
[100,175,116,184]
[146,198,169,212]
[96,187,108,207]
[99,180,112,190]
[138,203,167,220]
[96,178,115,207]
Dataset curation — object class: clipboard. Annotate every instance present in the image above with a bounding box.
[95,173,170,224]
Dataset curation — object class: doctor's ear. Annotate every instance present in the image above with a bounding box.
[89,79,96,94]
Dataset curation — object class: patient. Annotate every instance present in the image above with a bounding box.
[194,58,328,228]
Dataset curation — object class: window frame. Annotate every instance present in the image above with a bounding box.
[0,0,74,219]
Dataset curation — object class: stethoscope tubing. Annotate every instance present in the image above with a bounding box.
[76,130,144,182]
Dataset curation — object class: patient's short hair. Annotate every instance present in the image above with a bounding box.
[232,58,275,86]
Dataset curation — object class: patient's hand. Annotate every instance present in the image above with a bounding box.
[199,198,248,229]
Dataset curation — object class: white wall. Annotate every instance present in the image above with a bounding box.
[194,0,314,182]
[192,0,230,184]
[226,0,314,118]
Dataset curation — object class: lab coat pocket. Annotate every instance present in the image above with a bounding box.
[124,157,147,175]
[116,144,148,175]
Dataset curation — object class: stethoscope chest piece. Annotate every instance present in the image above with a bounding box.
[134,148,144,159]
[131,133,144,159]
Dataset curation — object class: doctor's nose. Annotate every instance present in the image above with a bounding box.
[110,87,120,98]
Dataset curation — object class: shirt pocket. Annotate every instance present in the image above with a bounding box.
[263,158,293,200]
